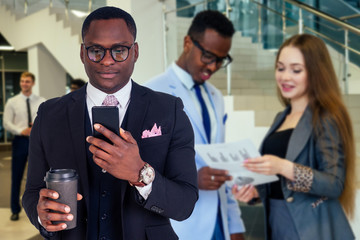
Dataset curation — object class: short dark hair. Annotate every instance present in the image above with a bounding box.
[71,78,86,88]
[81,6,137,41]
[187,10,235,40]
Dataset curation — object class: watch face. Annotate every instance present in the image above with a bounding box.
[142,166,155,184]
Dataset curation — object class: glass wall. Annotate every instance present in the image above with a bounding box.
[0,51,28,144]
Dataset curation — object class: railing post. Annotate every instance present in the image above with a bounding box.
[24,0,28,14]
[257,5,262,44]
[65,0,69,20]
[282,1,286,41]
[298,8,303,34]
[88,0,92,12]
[162,3,168,71]
[225,0,232,96]
[344,29,349,94]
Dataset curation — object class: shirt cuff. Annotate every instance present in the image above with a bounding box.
[135,182,152,200]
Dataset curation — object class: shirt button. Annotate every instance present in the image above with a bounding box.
[286,197,294,203]
[101,213,107,220]
[102,191,107,197]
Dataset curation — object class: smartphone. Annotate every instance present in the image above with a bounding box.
[92,106,120,143]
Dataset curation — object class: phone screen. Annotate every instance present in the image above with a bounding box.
[91,106,120,143]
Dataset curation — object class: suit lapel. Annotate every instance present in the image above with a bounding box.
[118,81,149,204]
[67,87,90,210]
[168,69,208,143]
[286,106,313,161]
[125,81,150,140]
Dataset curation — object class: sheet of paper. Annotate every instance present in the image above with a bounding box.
[196,139,278,186]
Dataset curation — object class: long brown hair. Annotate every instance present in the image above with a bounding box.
[276,34,356,219]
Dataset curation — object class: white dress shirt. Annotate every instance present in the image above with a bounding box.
[3,92,46,135]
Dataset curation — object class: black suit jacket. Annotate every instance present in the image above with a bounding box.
[22,81,198,240]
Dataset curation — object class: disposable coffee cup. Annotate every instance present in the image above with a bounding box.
[44,169,78,230]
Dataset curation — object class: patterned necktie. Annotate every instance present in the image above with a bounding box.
[26,98,32,127]
[194,84,211,143]
[102,95,119,106]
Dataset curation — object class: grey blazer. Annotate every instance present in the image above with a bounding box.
[257,106,354,240]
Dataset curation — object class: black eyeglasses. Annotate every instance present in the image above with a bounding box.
[83,43,135,63]
[190,37,232,68]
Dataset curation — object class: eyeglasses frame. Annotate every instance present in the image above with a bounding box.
[190,37,232,68]
[83,42,136,63]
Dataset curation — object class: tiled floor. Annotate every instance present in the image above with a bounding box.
[0,150,41,240]
[0,208,40,240]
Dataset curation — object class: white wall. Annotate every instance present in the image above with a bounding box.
[105,0,176,84]
[28,44,67,99]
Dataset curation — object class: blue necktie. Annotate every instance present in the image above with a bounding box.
[194,84,211,143]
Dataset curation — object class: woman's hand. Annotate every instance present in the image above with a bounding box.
[231,184,259,203]
[243,154,294,180]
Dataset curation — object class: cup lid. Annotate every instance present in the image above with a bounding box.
[44,169,78,182]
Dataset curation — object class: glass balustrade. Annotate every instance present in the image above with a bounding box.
[169,0,360,94]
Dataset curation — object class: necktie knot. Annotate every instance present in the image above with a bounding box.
[102,95,119,106]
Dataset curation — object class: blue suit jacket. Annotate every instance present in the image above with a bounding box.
[22,81,198,240]
[257,106,355,240]
[146,67,245,240]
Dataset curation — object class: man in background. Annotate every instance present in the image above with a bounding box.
[146,10,245,240]
[70,78,86,92]
[3,71,45,221]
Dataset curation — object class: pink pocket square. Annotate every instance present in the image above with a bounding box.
[142,123,162,139]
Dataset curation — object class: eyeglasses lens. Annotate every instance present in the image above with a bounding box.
[112,46,129,61]
[87,46,104,62]
[87,45,130,62]
[201,54,230,68]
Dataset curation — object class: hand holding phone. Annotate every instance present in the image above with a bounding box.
[92,106,120,143]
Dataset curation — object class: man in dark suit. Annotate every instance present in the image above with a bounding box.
[22,6,198,240]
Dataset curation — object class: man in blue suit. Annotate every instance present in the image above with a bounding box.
[146,10,245,240]
[22,6,198,240]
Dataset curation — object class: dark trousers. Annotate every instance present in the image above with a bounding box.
[11,136,29,214]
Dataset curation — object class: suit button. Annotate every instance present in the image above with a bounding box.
[286,197,294,203]
[102,191,107,197]
[101,213,107,220]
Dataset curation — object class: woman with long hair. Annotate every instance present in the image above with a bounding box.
[232,34,356,239]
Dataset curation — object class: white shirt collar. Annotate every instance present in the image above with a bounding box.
[86,80,132,107]
[20,92,33,100]
[171,62,194,91]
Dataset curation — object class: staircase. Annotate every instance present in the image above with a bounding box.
[0,2,88,80]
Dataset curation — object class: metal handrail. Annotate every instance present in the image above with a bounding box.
[162,0,360,95]
[250,0,360,55]
[250,0,359,94]
[285,0,360,35]
[163,0,215,14]
[340,14,360,21]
